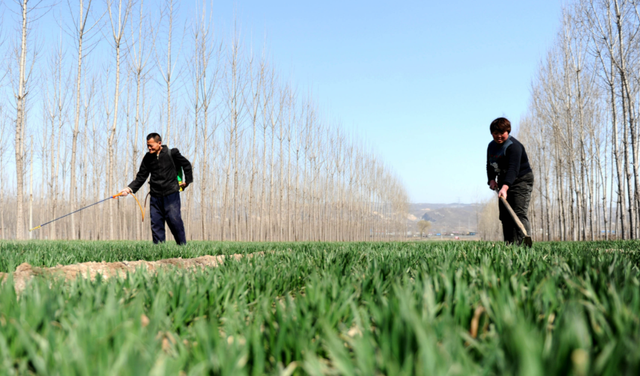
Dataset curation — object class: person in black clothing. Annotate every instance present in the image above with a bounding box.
[120,133,193,245]
[486,117,534,246]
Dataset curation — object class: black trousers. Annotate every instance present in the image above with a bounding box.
[499,172,534,246]
[149,191,187,245]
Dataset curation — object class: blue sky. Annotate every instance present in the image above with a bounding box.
[1,0,564,204]
[205,0,565,203]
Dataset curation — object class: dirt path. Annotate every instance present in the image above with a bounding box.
[0,253,262,293]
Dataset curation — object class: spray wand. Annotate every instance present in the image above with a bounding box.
[29,191,144,232]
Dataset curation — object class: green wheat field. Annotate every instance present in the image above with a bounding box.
[0,240,639,375]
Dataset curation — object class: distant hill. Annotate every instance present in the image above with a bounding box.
[408,203,482,234]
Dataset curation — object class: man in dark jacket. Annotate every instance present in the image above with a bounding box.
[486,117,534,246]
[120,133,193,245]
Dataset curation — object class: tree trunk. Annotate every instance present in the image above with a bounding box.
[14,0,31,240]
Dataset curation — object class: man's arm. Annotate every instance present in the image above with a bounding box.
[486,163,495,185]
[128,159,150,194]
[486,147,496,185]
[173,148,193,186]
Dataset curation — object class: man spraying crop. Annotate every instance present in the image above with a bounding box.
[120,133,193,245]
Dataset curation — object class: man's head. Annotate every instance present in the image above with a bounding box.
[147,133,163,154]
[490,117,511,144]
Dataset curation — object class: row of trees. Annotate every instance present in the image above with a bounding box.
[487,0,640,241]
[0,0,409,241]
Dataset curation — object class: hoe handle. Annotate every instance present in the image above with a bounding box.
[499,196,529,237]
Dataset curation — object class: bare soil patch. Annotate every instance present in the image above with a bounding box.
[0,253,262,293]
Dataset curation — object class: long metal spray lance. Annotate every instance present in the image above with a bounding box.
[29,191,145,232]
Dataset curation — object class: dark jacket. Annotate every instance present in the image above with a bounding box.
[128,146,193,197]
[486,136,532,187]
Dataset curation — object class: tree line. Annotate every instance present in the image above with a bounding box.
[0,0,409,241]
[481,0,640,241]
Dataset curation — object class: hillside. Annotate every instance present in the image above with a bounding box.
[408,203,483,234]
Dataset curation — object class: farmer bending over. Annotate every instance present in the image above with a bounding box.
[486,117,534,246]
[120,133,193,245]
